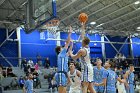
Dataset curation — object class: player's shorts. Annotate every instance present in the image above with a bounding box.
[54,72,67,86]
[94,86,104,93]
[106,90,116,93]
[125,84,134,93]
[69,88,81,93]
[117,82,126,93]
[81,64,93,82]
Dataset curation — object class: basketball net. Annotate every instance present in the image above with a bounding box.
[44,19,60,35]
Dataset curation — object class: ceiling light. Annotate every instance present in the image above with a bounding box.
[96,23,103,27]
[137,27,140,31]
[137,26,140,29]
[90,22,96,25]
[134,1,140,5]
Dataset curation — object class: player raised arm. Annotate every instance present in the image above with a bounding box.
[65,26,72,49]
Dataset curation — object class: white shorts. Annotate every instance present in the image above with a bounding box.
[81,64,93,82]
[69,89,81,93]
[117,81,126,93]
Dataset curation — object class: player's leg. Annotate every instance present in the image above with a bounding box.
[87,65,96,93]
[88,82,96,93]
[58,86,67,93]
[82,82,89,93]
[55,73,67,93]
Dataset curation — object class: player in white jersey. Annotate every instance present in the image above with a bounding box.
[68,61,81,93]
[69,36,96,93]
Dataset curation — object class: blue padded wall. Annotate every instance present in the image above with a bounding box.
[132,37,140,57]
[105,36,129,58]
[20,29,57,67]
[0,28,18,67]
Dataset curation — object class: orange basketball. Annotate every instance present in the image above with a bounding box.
[78,13,88,23]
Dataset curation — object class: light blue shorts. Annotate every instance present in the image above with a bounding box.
[55,72,67,86]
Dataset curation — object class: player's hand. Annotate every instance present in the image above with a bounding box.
[81,22,85,25]
[69,26,72,33]
[94,83,99,86]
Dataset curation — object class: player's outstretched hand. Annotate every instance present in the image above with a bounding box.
[68,26,72,33]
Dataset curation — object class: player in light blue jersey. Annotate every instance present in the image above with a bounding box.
[23,73,34,93]
[55,26,72,93]
[93,59,105,93]
[95,61,126,93]
[124,64,135,93]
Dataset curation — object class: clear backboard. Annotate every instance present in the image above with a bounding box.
[24,0,57,33]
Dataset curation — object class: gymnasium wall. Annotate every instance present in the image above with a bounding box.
[0,28,18,67]
[60,32,130,60]
[105,36,130,58]
[60,32,102,59]
[20,29,57,67]
[132,37,140,57]
[1,27,140,67]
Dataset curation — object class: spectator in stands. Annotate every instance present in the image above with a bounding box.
[37,54,42,66]
[23,73,34,93]
[44,57,50,68]
[0,66,4,80]
[7,67,16,77]
[34,63,39,71]
[134,56,139,67]
[33,75,41,88]
[24,64,28,74]
[126,55,133,65]
[27,59,34,68]
[21,58,27,69]
[19,76,25,89]
[48,71,57,90]
[33,70,39,77]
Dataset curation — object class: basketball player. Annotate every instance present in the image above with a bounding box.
[116,66,126,93]
[69,37,96,93]
[93,59,105,93]
[54,26,72,93]
[68,61,81,93]
[95,61,126,93]
[23,73,34,93]
[124,64,135,93]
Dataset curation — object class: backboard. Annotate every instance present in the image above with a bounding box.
[24,0,57,33]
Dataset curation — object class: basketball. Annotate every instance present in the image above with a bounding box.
[78,13,88,24]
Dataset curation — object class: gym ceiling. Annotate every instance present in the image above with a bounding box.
[0,0,140,36]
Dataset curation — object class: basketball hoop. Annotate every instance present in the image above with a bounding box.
[44,19,60,34]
